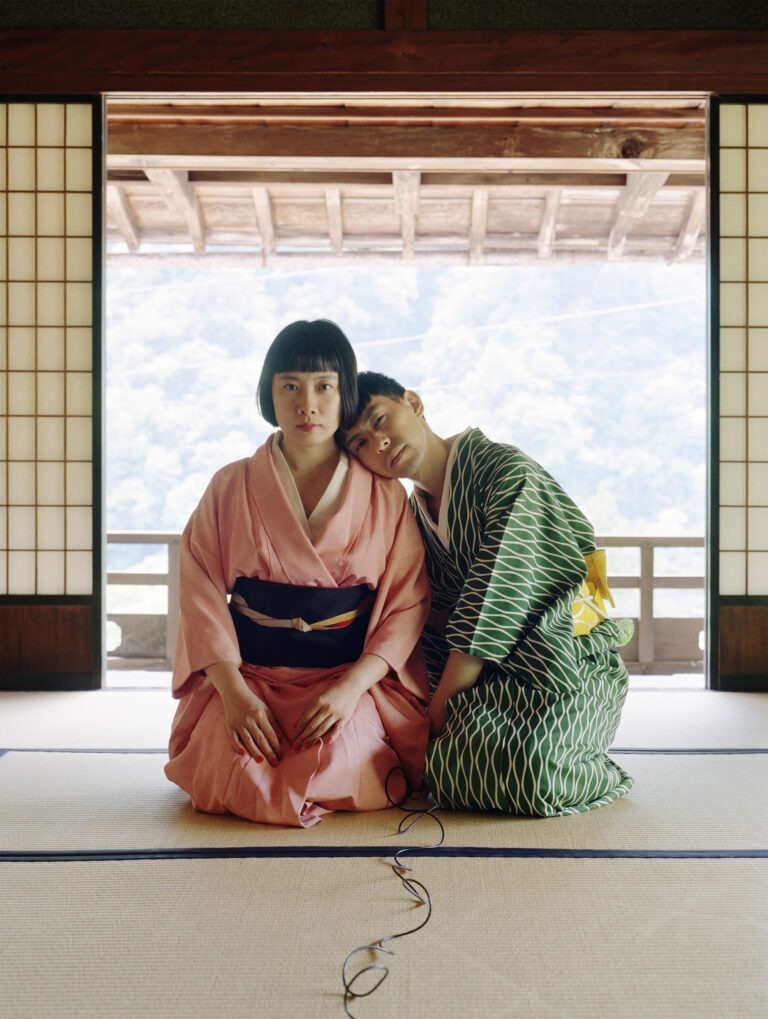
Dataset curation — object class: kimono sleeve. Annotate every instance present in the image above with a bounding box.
[171,484,242,699]
[445,458,594,694]
[362,486,430,701]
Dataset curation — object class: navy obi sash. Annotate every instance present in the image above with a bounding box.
[229,576,376,668]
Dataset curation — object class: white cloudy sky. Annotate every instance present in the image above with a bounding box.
[106,259,706,615]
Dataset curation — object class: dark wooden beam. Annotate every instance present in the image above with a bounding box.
[1,30,767,93]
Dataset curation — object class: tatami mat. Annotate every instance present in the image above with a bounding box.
[3,688,766,1019]
[0,690,176,749]
[2,750,766,854]
[1,855,765,1018]
[615,690,768,749]
[1,689,767,751]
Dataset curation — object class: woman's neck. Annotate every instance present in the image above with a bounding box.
[277,433,340,476]
[277,433,341,519]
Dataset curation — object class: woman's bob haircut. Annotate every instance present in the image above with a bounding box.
[257,320,358,430]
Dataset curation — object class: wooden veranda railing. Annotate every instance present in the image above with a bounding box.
[106,533,705,675]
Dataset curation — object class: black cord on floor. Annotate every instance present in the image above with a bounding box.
[341,768,445,1018]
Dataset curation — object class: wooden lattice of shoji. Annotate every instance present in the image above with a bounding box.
[715,98,768,686]
[1,101,99,597]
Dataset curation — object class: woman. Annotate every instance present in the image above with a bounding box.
[165,320,430,827]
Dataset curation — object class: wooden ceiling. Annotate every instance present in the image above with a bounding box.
[106,94,707,266]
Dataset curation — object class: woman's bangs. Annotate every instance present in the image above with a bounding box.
[274,338,339,377]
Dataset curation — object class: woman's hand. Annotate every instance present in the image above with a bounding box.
[292,673,363,748]
[204,661,282,766]
[293,652,390,748]
[223,685,283,766]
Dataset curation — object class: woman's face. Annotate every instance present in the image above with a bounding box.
[271,370,342,450]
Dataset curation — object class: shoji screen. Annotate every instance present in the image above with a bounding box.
[0,98,103,689]
[714,97,768,689]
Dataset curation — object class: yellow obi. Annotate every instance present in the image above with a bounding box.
[573,549,615,636]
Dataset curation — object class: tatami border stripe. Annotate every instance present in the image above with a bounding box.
[0,747,168,754]
[3,747,768,755]
[610,747,768,754]
[1,847,766,863]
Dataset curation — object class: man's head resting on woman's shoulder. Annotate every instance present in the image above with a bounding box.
[341,371,431,480]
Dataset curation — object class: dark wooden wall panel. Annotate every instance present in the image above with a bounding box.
[0,604,94,675]
[719,605,768,678]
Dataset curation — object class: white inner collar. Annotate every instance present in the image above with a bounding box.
[271,433,349,542]
[413,428,471,549]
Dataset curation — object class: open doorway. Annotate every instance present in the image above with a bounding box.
[102,93,707,688]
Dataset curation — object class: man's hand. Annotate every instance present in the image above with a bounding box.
[428,691,449,737]
[428,650,486,739]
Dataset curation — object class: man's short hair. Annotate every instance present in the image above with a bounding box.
[354,371,405,419]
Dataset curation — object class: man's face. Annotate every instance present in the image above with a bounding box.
[342,392,426,478]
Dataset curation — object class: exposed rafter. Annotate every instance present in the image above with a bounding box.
[144,168,205,254]
[669,189,706,264]
[107,183,140,252]
[537,187,561,260]
[252,186,275,257]
[469,188,489,264]
[325,187,343,256]
[607,171,670,260]
[105,96,707,266]
[393,170,420,258]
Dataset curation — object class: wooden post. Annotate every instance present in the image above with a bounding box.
[166,537,182,665]
[638,542,656,670]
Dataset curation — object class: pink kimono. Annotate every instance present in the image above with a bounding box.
[164,438,430,827]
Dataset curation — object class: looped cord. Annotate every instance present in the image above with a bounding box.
[341,767,445,1018]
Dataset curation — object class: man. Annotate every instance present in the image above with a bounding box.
[342,372,633,817]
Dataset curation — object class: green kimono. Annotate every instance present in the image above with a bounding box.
[413,428,633,817]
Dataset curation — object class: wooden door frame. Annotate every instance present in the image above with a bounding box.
[3,28,767,688]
